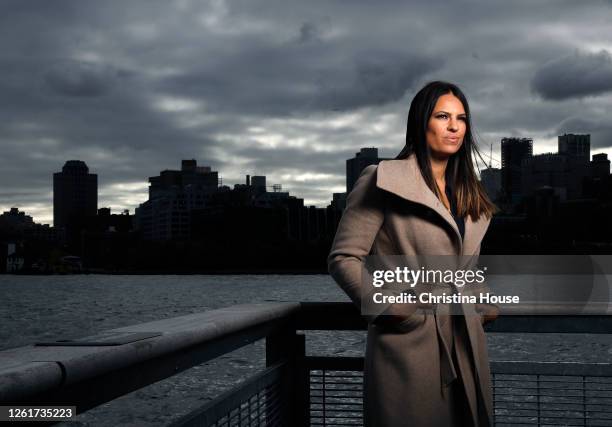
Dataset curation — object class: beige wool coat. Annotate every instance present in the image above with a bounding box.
[328,154,495,427]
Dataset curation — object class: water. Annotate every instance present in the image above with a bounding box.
[2,275,612,426]
[0,275,346,350]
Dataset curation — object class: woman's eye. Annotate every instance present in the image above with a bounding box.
[436,114,466,121]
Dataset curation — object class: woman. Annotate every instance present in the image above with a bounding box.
[328,81,499,427]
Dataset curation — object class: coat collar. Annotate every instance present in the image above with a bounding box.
[376,154,491,256]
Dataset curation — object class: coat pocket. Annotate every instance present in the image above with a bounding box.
[394,312,426,333]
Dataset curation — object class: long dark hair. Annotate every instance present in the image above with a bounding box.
[396,80,497,220]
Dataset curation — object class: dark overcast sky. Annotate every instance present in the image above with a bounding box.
[2,0,612,225]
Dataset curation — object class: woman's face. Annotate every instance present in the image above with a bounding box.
[426,92,467,159]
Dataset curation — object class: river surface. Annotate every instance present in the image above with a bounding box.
[2,275,612,426]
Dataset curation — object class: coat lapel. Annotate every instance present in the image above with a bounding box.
[375,155,491,256]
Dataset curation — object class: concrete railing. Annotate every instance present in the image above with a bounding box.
[2,302,612,426]
[0,303,301,424]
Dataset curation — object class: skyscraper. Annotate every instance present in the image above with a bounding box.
[346,148,387,192]
[53,160,98,228]
[501,138,533,203]
[591,153,611,178]
[558,133,590,162]
[480,167,502,202]
[136,159,219,240]
[521,135,596,201]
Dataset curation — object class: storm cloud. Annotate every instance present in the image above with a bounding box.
[0,0,611,224]
[531,50,612,100]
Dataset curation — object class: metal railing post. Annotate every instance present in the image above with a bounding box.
[293,333,309,427]
[266,321,297,425]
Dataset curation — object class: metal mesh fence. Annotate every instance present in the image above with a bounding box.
[493,373,612,426]
[305,359,612,427]
[206,381,283,427]
[309,369,364,426]
[184,361,612,426]
[169,363,285,427]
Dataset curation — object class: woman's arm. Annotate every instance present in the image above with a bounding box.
[328,165,384,323]
[328,165,417,325]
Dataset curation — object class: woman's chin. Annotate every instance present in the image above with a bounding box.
[430,147,461,159]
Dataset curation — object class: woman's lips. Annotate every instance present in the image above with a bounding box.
[444,136,460,143]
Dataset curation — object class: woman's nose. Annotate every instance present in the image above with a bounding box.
[448,119,458,132]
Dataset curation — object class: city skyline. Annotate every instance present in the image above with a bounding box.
[1,131,606,227]
[2,1,612,225]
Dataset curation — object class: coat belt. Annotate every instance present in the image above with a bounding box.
[434,312,457,392]
[436,305,493,427]
[433,284,465,393]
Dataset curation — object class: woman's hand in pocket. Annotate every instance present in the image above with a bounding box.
[373,299,434,332]
[477,303,500,326]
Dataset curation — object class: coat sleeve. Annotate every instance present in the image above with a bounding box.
[327,165,385,323]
